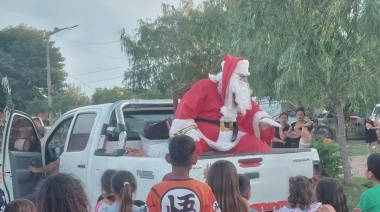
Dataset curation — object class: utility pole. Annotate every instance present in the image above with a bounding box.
[45,24,78,125]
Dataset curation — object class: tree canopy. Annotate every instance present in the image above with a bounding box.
[0,24,67,111]
[120,0,228,95]
[26,84,90,115]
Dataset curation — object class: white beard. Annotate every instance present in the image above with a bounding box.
[228,74,252,115]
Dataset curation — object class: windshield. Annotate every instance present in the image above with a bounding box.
[124,110,173,140]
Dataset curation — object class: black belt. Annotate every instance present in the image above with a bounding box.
[195,118,238,142]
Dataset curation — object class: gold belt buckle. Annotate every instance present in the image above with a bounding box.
[220,122,234,132]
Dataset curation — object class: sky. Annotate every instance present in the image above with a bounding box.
[0,0,202,96]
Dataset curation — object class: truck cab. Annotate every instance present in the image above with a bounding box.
[0,100,320,211]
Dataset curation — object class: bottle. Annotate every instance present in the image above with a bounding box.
[55,147,61,158]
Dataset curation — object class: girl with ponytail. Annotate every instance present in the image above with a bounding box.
[110,170,148,212]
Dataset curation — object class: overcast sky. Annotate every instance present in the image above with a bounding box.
[0,0,202,96]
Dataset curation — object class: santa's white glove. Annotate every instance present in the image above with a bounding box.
[185,129,201,142]
[259,117,281,129]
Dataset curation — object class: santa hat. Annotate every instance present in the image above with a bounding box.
[220,54,250,103]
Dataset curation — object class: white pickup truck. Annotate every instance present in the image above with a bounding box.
[0,100,320,211]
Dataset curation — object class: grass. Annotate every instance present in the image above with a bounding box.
[347,140,367,156]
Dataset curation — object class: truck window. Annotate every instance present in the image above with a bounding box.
[67,113,96,152]
[46,117,73,163]
[8,115,40,152]
[124,110,173,140]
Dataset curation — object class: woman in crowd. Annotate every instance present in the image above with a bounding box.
[287,107,313,148]
[110,170,148,212]
[95,169,117,212]
[365,115,379,156]
[4,199,35,212]
[315,177,348,212]
[206,160,250,212]
[35,173,90,212]
[277,175,321,212]
[272,112,290,148]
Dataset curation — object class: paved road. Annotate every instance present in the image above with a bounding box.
[350,155,366,178]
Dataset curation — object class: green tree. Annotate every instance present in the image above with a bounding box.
[92,86,171,104]
[25,98,49,115]
[0,24,66,110]
[92,86,127,104]
[52,84,91,115]
[120,0,227,95]
[231,0,380,184]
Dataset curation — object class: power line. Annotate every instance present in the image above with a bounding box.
[84,75,124,83]
[66,73,96,91]
[72,65,128,76]
[55,35,127,60]
[55,36,120,44]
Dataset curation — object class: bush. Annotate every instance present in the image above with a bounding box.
[311,139,342,178]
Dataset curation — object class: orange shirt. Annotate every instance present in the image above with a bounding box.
[146,179,221,212]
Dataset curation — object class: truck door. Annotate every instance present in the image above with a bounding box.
[59,111,98,190]
[2,111,43,201]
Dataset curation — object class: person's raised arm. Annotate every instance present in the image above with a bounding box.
[366,122,379,130]
[279,126,287,142]
[28,158,60,174]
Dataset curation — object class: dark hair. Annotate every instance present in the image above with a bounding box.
[279,112,288,118]
[295,107,306,116]
[368,153,380,180]
[32,118,40,124]
[169,135,195,166]
[287,176,313,210]
[315,177,348,212]
[5,199,35,212]
[111,170,137,212]
[206,160,249,212]
[238,174,251,196]
[101,169,117,201]
[35,173,89,212]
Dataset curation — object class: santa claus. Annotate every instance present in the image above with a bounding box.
[169,54,280,155]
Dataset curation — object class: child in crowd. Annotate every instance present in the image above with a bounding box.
[4,199,35,212]
[206,160,250,212]
[277,175,321,212]
[108,170,147,212]
[356,153,380,212]
[146,135,220,212]
[95,169,117,212]
[35,173,90,212]
[315,177,348,212]
[238,174,258,212]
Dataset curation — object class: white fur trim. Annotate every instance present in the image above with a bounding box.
[169,119,196,134]
[209,72,222,82]
[199,130,246,151]
[170,119,201,142]
[235,60,250,76]
[220,106,237,122]
[253,111,271,138]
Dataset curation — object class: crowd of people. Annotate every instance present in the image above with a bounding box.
[0,135,378,212]
[271,107,314,149]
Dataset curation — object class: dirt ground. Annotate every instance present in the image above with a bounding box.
[350,155,366,178]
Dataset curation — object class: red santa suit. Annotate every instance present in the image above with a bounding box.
[169,54,276,156]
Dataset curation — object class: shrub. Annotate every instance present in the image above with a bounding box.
[311,139,342,178]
